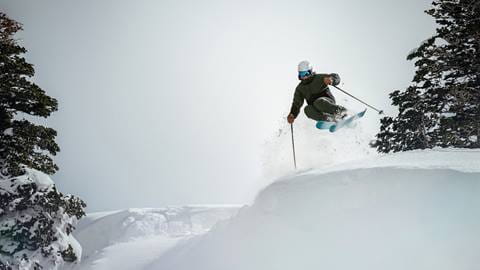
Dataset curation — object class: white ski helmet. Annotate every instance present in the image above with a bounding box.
[298,60,313,72]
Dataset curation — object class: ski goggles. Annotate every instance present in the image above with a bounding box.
[298,70,311,79]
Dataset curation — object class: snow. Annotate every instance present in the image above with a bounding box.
[306,148,480,174]
[3,128,13,136]
[76,235,180,270]
[0,167,54,191]
[28,168,55,189]
[69,235,83,264]
[70,206,240,270]
[442,112,457,118]
[0,168,83,270]
[147,149,480,270]
[71,149,480,270]
[262,96,377,181]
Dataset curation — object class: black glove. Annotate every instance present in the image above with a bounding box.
[330,73,341,86]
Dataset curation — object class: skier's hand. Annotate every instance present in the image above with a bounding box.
[287,114,295,124]
[324,76,333,85]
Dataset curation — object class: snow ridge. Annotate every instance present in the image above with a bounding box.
[148,149,480,270]
[72,149,480,270]
[71,206,240,270]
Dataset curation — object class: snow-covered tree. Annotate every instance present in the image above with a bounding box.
[376,0,480,152]
[0,12,86,269]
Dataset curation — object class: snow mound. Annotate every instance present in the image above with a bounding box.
[306,148,480,175]
[149,149,480,270]
[72,206,240,270]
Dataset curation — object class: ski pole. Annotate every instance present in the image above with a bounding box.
[290,123,297,170]
[333,85,384,115]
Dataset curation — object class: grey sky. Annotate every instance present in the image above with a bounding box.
[1,0,435,211]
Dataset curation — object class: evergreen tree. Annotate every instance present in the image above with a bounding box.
[376,0,480,152]
[0,12,86,269]
[0,12,59,176]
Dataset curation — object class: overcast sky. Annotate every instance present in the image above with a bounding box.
[1,0,436,212]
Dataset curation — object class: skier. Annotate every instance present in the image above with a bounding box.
[287,60,347,124]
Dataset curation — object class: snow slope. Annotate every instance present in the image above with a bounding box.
[147,149,480,270]
[70,206,240,270]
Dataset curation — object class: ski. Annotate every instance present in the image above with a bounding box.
[329,109,367,132]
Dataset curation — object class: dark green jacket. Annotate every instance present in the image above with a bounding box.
[289,73,340,117]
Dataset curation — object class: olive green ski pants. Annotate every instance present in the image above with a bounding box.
[303,97,340,121]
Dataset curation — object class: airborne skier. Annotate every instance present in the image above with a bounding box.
[287,60,347,124]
